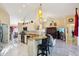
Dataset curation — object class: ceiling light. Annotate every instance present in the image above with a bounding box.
[38,8,43,18]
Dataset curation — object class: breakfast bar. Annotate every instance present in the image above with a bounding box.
[23,32,47,56]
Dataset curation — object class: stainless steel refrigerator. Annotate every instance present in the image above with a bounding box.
[0,24,8,43]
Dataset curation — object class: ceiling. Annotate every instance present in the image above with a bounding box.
[0,3,79,25]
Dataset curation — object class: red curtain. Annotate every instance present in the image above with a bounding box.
[74,8,78,37]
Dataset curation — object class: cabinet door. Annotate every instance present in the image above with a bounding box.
[46,27,56,35]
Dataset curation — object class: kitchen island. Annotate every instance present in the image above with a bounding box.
[21,31,47,56]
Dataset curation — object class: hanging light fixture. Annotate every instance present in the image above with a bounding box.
[36,4,44,30]
[38,4,43,19]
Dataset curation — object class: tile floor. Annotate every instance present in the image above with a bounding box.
[0,39,79,56]
[52,40,79,56]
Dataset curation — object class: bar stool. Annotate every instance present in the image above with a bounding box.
[37,38,49,56]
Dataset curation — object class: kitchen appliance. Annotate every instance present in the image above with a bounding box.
[0,24,8,43]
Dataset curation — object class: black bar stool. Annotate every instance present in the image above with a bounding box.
[37,38,49,56]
